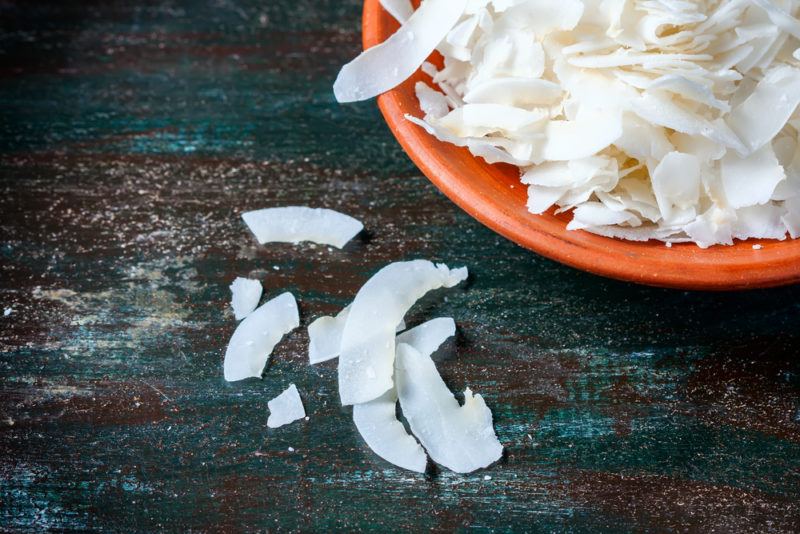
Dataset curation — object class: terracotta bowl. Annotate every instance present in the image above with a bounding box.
[361,0,800,290]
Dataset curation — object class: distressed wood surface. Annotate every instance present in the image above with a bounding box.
[1,1,799,531]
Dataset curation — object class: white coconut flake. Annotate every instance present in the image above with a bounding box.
[229,277,263,320]
[307,305,350,365]
[732,204,788,240]
[395,316,455,357]
[567,202,641,231]
[380,0,414,24]
[685,206,736,248]
[267,384,306,428]
[651,152,702,223]
[751,0,800,40]
[223,292,299,382]
[415,82,450,119]
[541,112,623,161]
[338,260,467,405]
[308,306,406,365]
[526,184,567,214]
[339,0,800,246]
[406,114,533,166]
[727,66,800,154]
[494,0,584,36]
[437,104,549,137]
[463,77,563,107]
[721,144,786,209]
[242,207,363,249]
[352,389,427,472]
[351,318,455,473]
[3,308,11,317]
[395,342,503,473]
[333,0,468,103]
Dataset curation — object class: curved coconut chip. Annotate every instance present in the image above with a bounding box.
[395,342,503,473]
[338,260,467,405]
[352,317,456,472]
[242,207,363,249]
[333,0,468,103]
[308,305,406,365]
[223,292,299,382]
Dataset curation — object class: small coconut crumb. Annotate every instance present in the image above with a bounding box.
[230,277,263,320]
[288,446,295,452]
[665,242,673,248]
[3,308,11,317]
[752,244,763,250]
[267,384,306,429]
[483,475,492,481]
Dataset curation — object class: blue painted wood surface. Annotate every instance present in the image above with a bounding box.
[1,1,799,531]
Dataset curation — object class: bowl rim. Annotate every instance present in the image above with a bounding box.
[361,0,800,290]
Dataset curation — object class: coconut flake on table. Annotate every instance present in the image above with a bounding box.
[395,316,455,358]
[308,305,406,365]
[241,207,363,249]
[338,260,467,405]
[267,384,306,428]
[223,292,299,382]
[229,277,263,320]
[351,318,455,472]
[307,305,350,365]
[337,0,800,247]
[395,342,502,473]
[353,389,427,471]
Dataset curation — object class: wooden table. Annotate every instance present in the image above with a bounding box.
[2,1,799,531]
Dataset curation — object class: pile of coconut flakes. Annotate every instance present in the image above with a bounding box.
[222,206,503,474]
[335,0,800,248]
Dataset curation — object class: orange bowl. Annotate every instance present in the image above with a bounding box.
[362,0,800,290]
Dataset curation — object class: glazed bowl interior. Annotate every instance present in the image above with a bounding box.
[361,0,800,290]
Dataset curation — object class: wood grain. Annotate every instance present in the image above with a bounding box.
[1,1,799,531]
